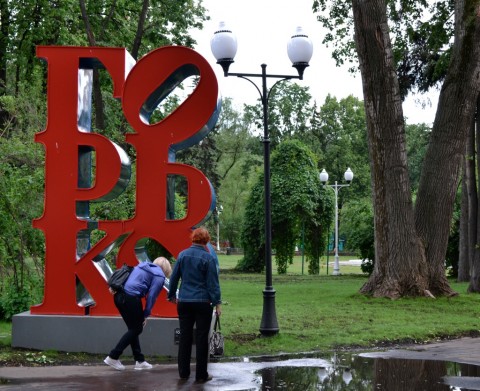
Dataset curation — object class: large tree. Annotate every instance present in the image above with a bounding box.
[306,94,371,199]
[239,139,333,274]
[314,0,480,297]
[413,1,480,296]
[243,83,315,148]
[213,98,261,248]
[466,98,480,291]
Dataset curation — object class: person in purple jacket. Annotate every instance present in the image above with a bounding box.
[104,257,172,371]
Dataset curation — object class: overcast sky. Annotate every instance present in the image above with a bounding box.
[190,0,438,125]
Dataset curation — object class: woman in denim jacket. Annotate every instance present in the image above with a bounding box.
[168,227,222,383]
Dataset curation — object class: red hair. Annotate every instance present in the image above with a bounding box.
[191,227,210,245]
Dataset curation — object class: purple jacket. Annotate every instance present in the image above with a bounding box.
[124,262,165,318]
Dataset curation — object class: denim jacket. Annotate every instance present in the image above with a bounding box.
[167,244,221,306]
[124,262,165,318]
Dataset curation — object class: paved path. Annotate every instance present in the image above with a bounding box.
[361,336,480,366]
[1,338,480,390]
[0,358,334,391]
[362,337,480,390]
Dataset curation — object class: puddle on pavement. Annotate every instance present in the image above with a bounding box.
[251,353,480,390]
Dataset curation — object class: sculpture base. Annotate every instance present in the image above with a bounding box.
[12,311,184,357]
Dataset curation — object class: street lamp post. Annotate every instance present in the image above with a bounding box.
[210,22,313,336]
[216,205,223,251]
[320,168,353,276]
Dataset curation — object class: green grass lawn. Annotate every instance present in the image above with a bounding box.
[217,253,364,275]
[216,272,480,357]
[0,322,11,346]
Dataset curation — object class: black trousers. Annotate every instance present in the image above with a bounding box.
[177,302,213,380]
[109,291,145,362]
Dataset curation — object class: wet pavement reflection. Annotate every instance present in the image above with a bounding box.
[2,350,480,390]
[252,354,480,390]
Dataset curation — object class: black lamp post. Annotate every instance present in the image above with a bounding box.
[210,22,313,336]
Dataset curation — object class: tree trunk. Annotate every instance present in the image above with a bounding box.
[468,97,480,292]
[415,0,480,296]
[352,0,429,298]
[465,100,479,285]
[461,112,476,282]
[0,0,10,127]
[458,113,476,282]
[458,160,469,281]
[131,0,149,60]
[0,0,8,92]
[353,0,480,298]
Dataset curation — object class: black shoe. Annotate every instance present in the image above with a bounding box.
[195,375,213,383]
[178,377,189,385]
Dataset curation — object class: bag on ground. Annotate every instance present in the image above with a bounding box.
[108,264,133,292]
[209,313,224,358]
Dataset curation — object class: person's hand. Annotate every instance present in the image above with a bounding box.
[215,304,222,317]
[109,287,116,295]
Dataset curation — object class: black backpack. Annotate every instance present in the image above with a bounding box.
[108,264,134,292]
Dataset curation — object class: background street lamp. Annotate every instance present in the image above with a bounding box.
[216,205,223,251]
[211,22,313,336]
[320,168,353,276]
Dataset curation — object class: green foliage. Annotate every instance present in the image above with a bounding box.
[0,321,12,346]
[238,180,265,272]
[0,276,42,320]
[312,0,355,69]
[214,98,262,248]
[24,351,55,365]
[406,123,431,191]
[235,94,372,275]
[342,198,375,275]
[304,95,371,199]
[389,0,453,95]
[239,140,333,274]
[243,83,314,148]
[300,94,371,274]
[0,85,46,319]
[313,0,454,96]
[218,93,372,269]
[304,190,334,275]
[1,0,208,90]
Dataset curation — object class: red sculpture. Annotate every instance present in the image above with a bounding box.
[31,46,220,317]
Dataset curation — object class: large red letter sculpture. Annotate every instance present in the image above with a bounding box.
[32,46,220,317]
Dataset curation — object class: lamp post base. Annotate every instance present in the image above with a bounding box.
[333,255,341,276]
[259,288,279,336]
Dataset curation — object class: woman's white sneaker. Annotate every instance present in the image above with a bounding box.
[104,356,125,371]
[135,361,153,370]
